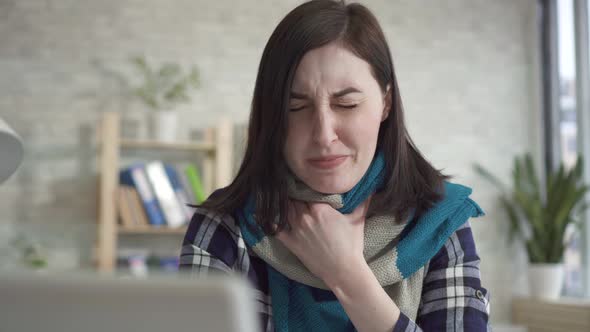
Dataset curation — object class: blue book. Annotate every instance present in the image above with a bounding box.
[145,161,186,228]
[164,164,194,223]
[119,163,166,227]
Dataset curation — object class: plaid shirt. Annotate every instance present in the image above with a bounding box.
[179,208,491,331]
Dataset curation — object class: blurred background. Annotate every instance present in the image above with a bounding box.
[1,0,589,330]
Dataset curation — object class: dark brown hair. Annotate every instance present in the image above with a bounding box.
[197,0,449,234]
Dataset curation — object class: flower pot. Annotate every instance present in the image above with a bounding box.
[151,110,179,142]
[528,263,564,300]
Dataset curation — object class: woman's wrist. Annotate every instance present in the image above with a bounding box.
[325,257,372,298]
[326,257,401,332]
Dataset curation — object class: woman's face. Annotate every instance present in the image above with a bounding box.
[284,42,390,194]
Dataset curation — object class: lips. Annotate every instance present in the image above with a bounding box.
[307,155,348,169]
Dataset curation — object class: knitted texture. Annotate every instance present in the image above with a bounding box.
[237,152,484,331]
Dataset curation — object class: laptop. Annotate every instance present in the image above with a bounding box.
[0,271,259,332]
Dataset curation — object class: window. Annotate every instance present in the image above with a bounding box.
[557,0,583,297]
[553,0,590,298]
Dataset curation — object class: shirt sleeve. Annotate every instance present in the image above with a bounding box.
[392,220,491,332]
[178,208,242,276]
[179,208,273,332]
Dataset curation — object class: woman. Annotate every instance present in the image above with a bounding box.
[180,1,491,331]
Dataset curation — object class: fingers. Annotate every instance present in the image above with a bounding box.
[306,199,369,222]
[275,201,299,251]
[281,199,306,236]
[286,199,296,227]
[286,198,370,229]
[298,200,311,216]
[307,201,333,220]
[289,200,309,226]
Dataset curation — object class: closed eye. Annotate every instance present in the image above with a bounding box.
[289,106,305,112]
[289,104,358,112]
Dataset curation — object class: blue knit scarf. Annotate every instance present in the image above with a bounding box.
[237,151,484,331]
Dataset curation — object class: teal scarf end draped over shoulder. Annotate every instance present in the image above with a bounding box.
[237,151,484,331]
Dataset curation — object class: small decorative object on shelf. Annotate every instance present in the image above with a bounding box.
[126,55,201,142]
[97,111,233,273]
[10,234,48,270]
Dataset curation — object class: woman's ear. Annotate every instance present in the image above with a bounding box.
[381,84,392,122]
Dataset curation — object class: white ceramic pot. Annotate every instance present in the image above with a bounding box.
[152,110,179,142]
[528,263,564,300]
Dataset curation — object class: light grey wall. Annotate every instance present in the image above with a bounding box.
[0,0,541,324]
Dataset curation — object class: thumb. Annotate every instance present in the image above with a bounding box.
[351,196,371,222]
[357,196,372,213]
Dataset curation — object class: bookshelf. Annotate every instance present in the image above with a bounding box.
[96,111,233,273]
[117,226,189,235]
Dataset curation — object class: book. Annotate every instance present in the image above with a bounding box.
[116,186,136,228]
[175,164,196,205]
[159,256,180,274]
[164,164,194,222]
[185,164,206,204]
[119,163,166,227]
[145,161,186,228]
[117,248,150,278]
[127,187,150,226]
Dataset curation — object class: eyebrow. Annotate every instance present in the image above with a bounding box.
[290,87,362,99]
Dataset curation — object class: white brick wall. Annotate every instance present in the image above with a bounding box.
[0,0,541,324]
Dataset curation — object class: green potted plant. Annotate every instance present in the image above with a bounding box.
[129,55,200,142]
[11,234,48,271]
[474,153,589,299]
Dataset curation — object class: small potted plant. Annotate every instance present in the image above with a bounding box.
[11,234,48,271]
[129,55,200,142]
[474,153,588,299]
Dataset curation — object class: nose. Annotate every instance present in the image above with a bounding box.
[311,105,338,147]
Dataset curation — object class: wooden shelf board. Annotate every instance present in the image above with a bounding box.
[117,226,188,235]
[120,139,215,152]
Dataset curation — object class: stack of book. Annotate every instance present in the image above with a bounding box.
[116,248,180,277]
[117,161,206,229]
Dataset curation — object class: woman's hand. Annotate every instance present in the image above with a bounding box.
[275,197,401,331]
[274,197,371,288]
